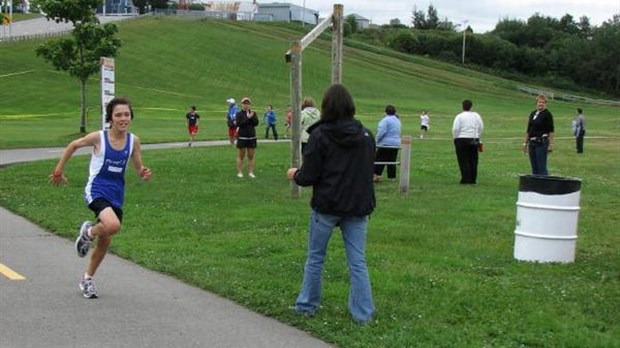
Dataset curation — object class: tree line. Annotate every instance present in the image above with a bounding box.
[346,5,620,97]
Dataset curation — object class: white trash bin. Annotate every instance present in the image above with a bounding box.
[514,175,582,263]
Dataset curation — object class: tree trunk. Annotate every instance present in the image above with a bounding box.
[80,79,87,133]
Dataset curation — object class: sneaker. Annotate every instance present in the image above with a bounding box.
[79,277,98,299]
[237,172,243,178]
[248,172,256,178]
[75,221,92,257]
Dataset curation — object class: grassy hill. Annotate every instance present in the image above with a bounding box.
[0,16,619,347]
[1,16,618,148]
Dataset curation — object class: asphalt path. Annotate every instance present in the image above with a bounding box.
[0,141,331,348]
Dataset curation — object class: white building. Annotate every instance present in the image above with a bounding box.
[255,2,318,25]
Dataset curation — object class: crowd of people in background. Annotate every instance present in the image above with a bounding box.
[181,92,578,184]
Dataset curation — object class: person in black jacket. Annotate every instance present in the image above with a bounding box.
[286,84,376,324]
[523,94,555,175]
[235,97,259,178]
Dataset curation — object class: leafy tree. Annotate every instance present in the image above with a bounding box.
[411,4,453,31]
[411,5,425,29]
[32,0,121,133]
[150,0,168,10]
[425,5,440,29]
[345,14,359,34]
[132,0,148,14]
[590,15,620,93]
[577,16,593,39]
[389,18,401,26]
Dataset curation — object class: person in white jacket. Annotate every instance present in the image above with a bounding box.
[301,97,320,153]
[452,99,484,184]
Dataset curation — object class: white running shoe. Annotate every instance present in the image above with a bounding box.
[248,172,256,178]
[237,172,243,178]
[79,276,98,299]
[75,221,92,257]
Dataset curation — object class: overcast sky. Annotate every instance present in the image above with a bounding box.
[292,0,620,33]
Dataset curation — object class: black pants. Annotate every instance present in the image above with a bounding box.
[265,124,278,140]
[576,130,585,153]
[454,138,479,184]
[374,147,399,179]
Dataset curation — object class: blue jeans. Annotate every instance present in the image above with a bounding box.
[528,141,549,176]
[295,210,375,323]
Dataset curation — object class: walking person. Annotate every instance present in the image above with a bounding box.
[285,105,293,139]
[186,105,200,147]
[300,97,320,153]
[574,108,586,153]
[226,98,240,146]
[236,97,259,178]
[264,105,278,140]
[49,97,152,299]
[286,84,376,324]
[523,95,555,175]
[420,109,430,139]
[374,104,401,183]
[452,99,484,184]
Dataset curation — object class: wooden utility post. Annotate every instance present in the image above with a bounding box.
[331,4,343,84]
[289,40,303,198]
[399,136,412,196]
[286,4,344,199]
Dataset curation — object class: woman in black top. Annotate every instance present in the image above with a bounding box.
[522,95,555,175]
[235,97,259,178]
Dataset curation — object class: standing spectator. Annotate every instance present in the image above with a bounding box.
[49,97,152,299]
[574,108,586,154]
[235,97,259,178]
[226,98,240,147]
[285,105,293,139]
[452,99,484,184]
[523,95,555,175]
[300,97,320,153]
[419,109,430,139]
[286,84,376,324]
[374,104,401,183]
[264,105,278,140]
[186,105,200,147]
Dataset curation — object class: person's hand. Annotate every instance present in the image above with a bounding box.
[548,143,554,153]
[140,166,152,181]
[522,143,528,154]
[49,170,67,186]
[286,168,298,180]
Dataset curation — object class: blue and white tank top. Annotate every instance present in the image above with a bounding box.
[84,131,134,208]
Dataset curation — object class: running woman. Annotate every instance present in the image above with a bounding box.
[49,97,152,299]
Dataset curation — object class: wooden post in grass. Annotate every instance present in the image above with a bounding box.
[399,135,412,196]
[331,4,343,84]
[289,40,302,199]
[285,4,344,199]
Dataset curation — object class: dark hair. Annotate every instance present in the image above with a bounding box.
[105,97,134,123]
[577,108,583,113]
[190,106,196,111]
[302,97,315,109]
[385,104,396,115]
[462,99,473,111]
[320,84,355,122]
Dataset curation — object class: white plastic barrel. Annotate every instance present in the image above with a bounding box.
[514,175,582,263]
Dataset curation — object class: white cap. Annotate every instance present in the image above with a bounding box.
[226,98,235,104]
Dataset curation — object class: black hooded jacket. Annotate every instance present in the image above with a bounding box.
[294,118,376,216]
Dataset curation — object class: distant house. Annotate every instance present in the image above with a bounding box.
[349,13,370,29]
[97,0,136,14]
[256,2,318,25]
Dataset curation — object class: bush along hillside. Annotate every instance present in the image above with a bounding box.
[350,11,620,98]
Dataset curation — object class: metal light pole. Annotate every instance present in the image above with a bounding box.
[461,20,469,65]
[301,0,306,27]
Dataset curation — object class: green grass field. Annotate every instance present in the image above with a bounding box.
[1,16,619,347]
